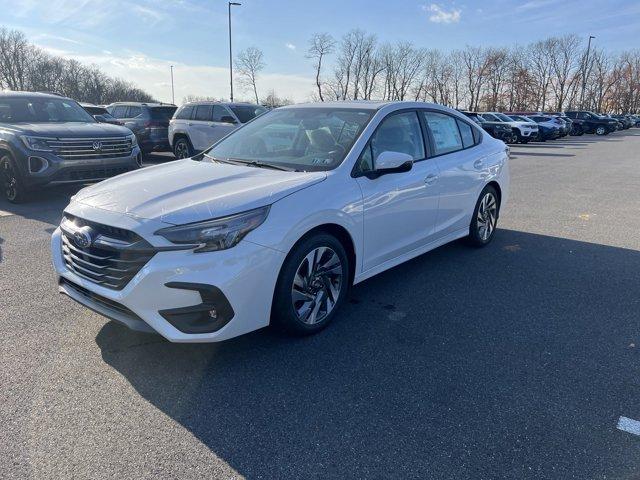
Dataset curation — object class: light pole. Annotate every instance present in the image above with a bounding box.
[170,65,175,104]
[228,2,241,102]
[580,35,595,109]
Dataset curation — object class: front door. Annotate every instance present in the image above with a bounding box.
[355,111,440,272]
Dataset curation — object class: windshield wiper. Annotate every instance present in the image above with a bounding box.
[228,159,293,171]
[202,153,241,165]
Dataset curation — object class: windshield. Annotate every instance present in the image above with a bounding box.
[0,97,95,123]
[206,108,373,172]
[495,113,513,122]
[230,105,268,123]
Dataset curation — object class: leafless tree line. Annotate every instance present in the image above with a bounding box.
[308,30,640,113]
[0,27,154,104]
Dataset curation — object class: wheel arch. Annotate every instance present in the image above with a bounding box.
[282,222,357,287]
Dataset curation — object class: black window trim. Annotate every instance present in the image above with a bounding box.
[351,108,430,179]
[420,108,482,159]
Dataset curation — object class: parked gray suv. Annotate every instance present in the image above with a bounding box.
[106,102,177,154]
[0,92,141,203]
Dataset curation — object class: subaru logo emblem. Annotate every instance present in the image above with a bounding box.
[92,140,102,151]
[73,226,94,249]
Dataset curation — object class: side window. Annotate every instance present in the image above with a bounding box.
[370,111,425,162]
[126,106,142,118]
[422,111,464,156]
[456,119,475,148]
[194,105,213,121]
[211,106,229,122]
[176,105,194,120]
[111,106,127,118]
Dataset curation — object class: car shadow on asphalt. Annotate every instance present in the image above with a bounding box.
[95,229,640,479]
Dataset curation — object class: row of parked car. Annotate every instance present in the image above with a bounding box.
[459,110,640,144]
[1,90,638,203]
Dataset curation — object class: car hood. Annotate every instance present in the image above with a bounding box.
[0,121,131,137]
[71,159,327,225]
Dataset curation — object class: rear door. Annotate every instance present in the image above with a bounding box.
[422,110,487,238]
[189,104,214,150]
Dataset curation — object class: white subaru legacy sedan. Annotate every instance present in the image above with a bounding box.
[51,101,509,343]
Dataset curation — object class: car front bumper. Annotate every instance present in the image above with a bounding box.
[12,145,142,188]
[51,226,286,343]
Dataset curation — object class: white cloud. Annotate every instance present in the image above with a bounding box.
[285,43,296,51]
[38,47,314,104]
[518,0,554,9]
[423,3,461,24]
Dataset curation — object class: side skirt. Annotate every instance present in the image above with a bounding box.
[353,228,470,285]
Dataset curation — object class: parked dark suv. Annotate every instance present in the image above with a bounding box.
[106,102,177,154]
[564,111,618,135]
[0,92,141,203]
[459,111,513,142]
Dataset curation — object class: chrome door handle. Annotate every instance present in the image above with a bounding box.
[473,159,484,169]
[424,174,438,185]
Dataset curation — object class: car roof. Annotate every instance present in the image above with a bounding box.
[108,102,176,107]
[0,91,72,100]
[182,101,260,107]
[280,100,448,112]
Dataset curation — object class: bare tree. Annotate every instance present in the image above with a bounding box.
[307,33,335,102]
[236,47,265,104]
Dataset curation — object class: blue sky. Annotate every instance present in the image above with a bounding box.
[1,0,639,103]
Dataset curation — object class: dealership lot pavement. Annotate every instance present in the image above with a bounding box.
[2,133,640,479]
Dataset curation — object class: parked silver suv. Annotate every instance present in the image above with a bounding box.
[168,102,267,158]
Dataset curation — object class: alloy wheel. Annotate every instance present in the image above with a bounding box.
[174,140,190,159]
[291,246,343,325]
[1,157,18,202]
[476,192,497,241]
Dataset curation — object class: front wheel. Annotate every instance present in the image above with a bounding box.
[173,137,193,159]
[595,126,607,136]
[272,233,350,335]
[1,154,28,203]
[467,186,500,247]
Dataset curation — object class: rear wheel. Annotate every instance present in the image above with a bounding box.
[1,154,28,203]
[272,233,350,335]
[467,185,500,247]
[173,136,193,159]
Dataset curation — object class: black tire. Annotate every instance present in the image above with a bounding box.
[1,154,28,203]
[173,136,193,159]
[595,125,607,136]
[272,233,350,335]
[467,185,500,247]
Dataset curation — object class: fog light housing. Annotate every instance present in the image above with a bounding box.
[28,156,48,174]
[159,282,234,334]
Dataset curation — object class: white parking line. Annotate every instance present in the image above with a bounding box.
[617,416,640,436]
[0,209,13,217]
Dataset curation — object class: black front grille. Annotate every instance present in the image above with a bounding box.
[48,137,133,160]
[60,277,140,319]
[54,166,134,183]
[60,214,156,290]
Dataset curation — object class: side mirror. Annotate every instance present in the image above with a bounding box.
[220,115,237,124]
[94,114,107,123]
[375,151,413,172]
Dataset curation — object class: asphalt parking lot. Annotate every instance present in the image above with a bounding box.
[2,132,640,480]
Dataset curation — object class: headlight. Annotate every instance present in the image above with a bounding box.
[20,136,54,152]
[128,133,138,147]
[155,206,270,252]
